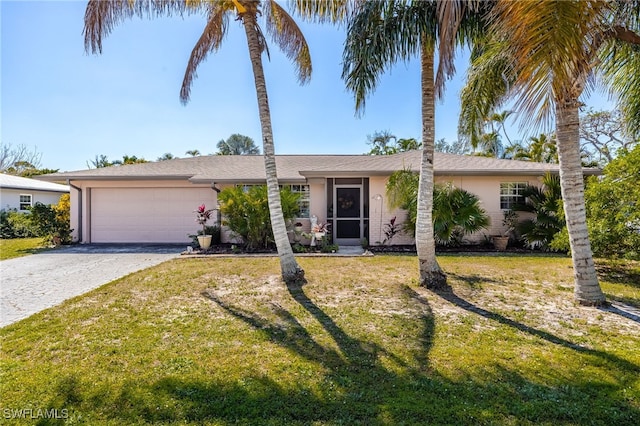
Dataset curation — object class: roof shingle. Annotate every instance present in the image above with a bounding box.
[37,151,599,183]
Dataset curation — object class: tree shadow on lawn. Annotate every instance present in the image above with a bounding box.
[596,262,640,288]
[433,288,640,372]
[45,283,640,425]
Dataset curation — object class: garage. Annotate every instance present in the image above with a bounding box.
[90,187,216,243]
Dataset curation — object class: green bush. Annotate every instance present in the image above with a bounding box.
[583,146,640,259]
[28,195,73,245]
[218,185,300,250]
[512,173,565,250]
[0,209,39,238]
[550,146,640,259]
[386,169,490,246]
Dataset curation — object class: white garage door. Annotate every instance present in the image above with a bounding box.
[91,187,216,243]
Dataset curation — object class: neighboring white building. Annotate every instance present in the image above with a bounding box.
[0,173,70,213]
[38,151,599,245]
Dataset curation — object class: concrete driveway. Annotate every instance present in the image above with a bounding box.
[0,244,184,328]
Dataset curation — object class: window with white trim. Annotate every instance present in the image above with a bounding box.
[283,184,310,218]
[19,194,32,211]
[237,184,310,218]
[500,182,527,209]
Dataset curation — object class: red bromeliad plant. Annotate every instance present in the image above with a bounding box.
[195,204,214,235]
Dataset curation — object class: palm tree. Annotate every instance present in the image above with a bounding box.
[512,173,564,250]
[84,0,309,283]
[217,134,261,155]
[459,0,640,304]
[342,0,486,289]
[505,133,558,163]
[386,169,490,246]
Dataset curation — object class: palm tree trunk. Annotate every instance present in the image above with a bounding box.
[241,12,304,283]
[417,43,447,289]
[555,99,605,305]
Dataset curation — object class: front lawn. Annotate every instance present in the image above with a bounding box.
[1,255,638,425]
[0,237,46,260]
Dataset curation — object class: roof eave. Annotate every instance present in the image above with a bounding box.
[0,185,69,193]
[37,174,195,182]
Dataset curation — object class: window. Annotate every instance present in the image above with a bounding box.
[283,184,310,218]
[500,182,527,209]
[19,194,32,211]
[237,184,310,218]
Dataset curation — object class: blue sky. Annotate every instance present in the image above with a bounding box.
[2,1,614,172]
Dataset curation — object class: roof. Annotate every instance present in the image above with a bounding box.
[0,173,70,193]
[37,151,600,183]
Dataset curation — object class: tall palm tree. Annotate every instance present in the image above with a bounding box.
[459,0,640,304]
[84,0,309,283]
[342,0,485,289]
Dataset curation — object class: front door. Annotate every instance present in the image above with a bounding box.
[334,186,362,245]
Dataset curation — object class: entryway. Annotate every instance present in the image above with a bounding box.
[327,178,370,246]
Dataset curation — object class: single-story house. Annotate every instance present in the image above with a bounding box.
[0,173,70,212]
[37,151,599,246]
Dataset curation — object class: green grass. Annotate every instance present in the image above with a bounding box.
[1,255,638,425]
[0,237,46,260]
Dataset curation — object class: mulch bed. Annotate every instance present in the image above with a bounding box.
[188,243,543,255]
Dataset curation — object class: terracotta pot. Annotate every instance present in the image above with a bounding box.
[492,236,509,251]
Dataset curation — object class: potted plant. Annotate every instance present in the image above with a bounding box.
[294,222,304,233]
[194,203,214,249]
[493,210,518,250]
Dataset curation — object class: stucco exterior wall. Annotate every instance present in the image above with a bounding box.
[71,180,216,244]
[367,174,544,246]
[0,188,67,213]
[67,173,546,246]
[435,174,543,242]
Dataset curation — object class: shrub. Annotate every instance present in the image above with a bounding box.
[0,209,39,238]
[28,195,73,245]
[218,185,300,250]
[583,146,640,259]
[433,184,490,246]
[512,173,565,250]
[386,170,490,246]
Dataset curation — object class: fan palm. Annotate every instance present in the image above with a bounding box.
[84,0,310,283]
[342,0,486,289]
[386,169,490,245]
[512,173,564,250]
[459,0,640,304]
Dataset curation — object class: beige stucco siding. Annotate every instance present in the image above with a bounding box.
[435,175,542,241]
[71,180,216,243]
[67,172,546,246]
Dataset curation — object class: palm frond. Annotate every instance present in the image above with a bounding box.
[386,168,419,210]
[342,0,425,114]
[180,3,231,103]
[598,23,640,139]
[490,0,611,129]
[458,40,513,148]
[434,0,466,98]
[290,0,351,24]
[265,0,312,84]
[84,0,189,54]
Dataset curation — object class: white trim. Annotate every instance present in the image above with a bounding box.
[19,193,32,211]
